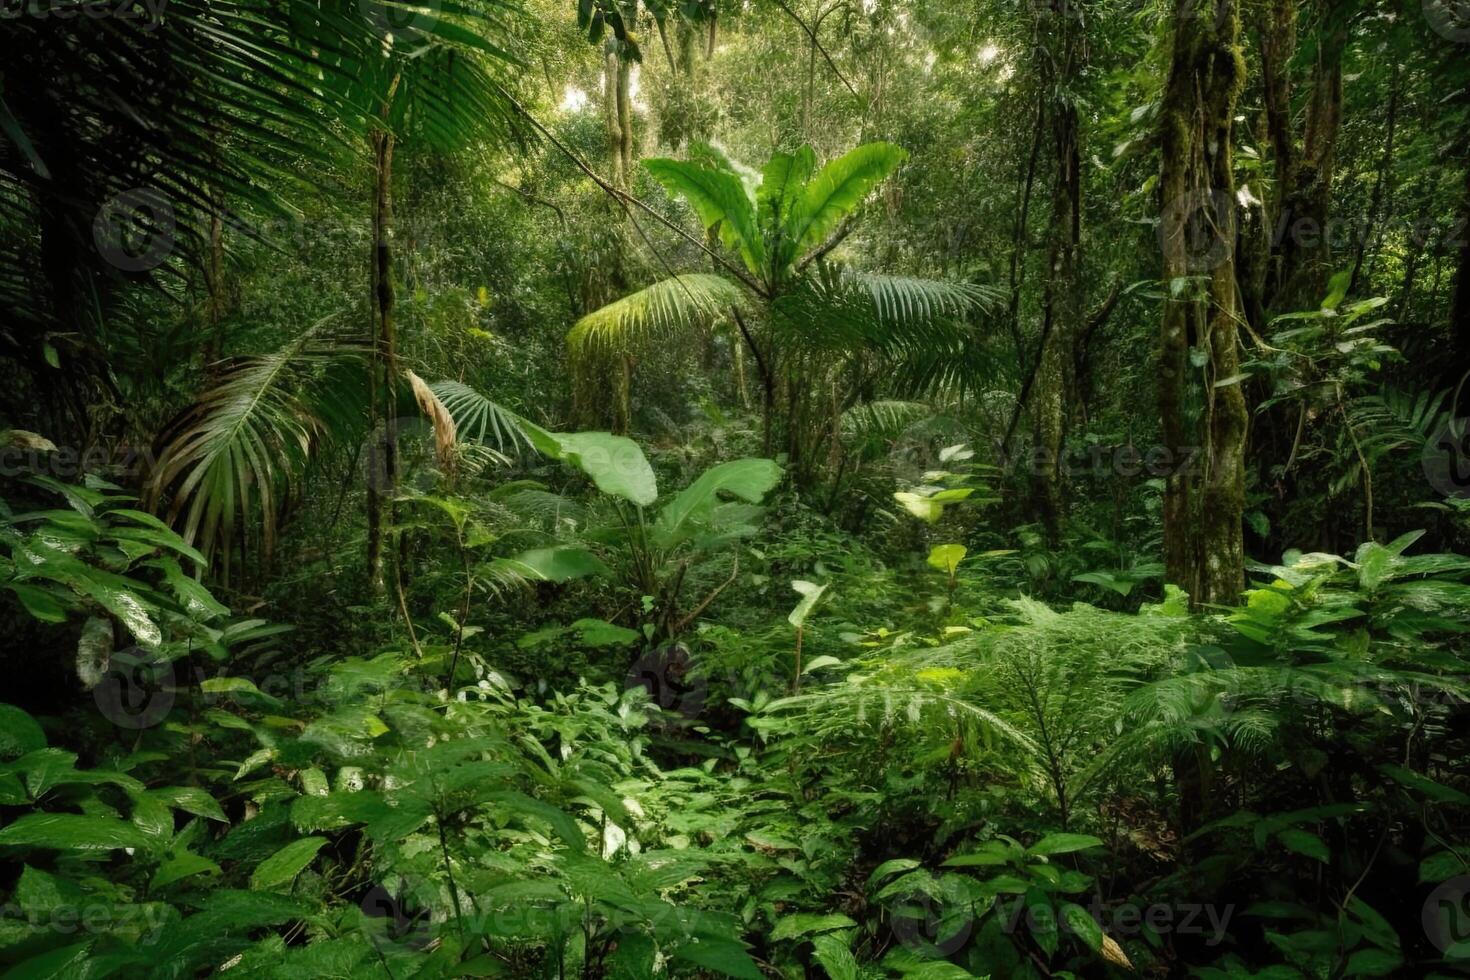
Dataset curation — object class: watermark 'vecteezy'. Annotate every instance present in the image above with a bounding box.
[1423,875,1470,959]
[1425,0,1470,42]
[0,0,167,29]
[1422,418,1470,500]
[93,188,175,272]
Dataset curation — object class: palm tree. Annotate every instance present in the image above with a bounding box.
[567,141,998,481]
[0,0,539,579]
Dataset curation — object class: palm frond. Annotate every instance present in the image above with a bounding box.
[770,266,995,361]
[785,142,908,258]
[145,318,369,565]
[429,381,535,455]
[566,274,747,357]
[841,400,934,442]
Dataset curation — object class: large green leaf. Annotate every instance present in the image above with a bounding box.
[788,580,831,629]
[0,704,46,761]
[251,836,328,891]
[643,157,767,277]
[757,145,817,271]
[493,546,609,582]
[0,812,151,851]
[657,458,782,537]
[520,426,658,507]
[785,142,907,257]
[670,938,764,979]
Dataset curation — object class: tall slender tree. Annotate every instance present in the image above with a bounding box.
[1158,0,1248,606]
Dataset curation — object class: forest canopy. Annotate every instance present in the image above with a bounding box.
[1,0,1469,976]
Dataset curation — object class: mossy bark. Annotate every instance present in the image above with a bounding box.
[1158,0,1248,607]
[367,125,397,596]
[1030,0,1084,538]
[1269,0,1347,310]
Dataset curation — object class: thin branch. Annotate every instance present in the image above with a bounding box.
[495,84,770,299]
[769,0,861,102]
[796,219,856,273]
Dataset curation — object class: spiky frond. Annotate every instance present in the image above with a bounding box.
[146,319,369,565]
[566,274,747,357]
[0,0,524,391]
[429,381,535,456]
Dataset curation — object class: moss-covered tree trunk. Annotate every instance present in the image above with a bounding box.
[366,124,397,596]
[1158,0,1248,607]
[1031,1,1084,537]
[1270,0,1347,310]
[603,49,625,189]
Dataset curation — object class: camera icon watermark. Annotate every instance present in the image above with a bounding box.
[1422,418,1470,500]
[1160,188,1235,274]
[1423,875,1470,959]
[360,875,439,952]
[889,889,974,959]
[359,0,440,38]
[93,188,175,272]
[92,646,176,730]
[624,643,707,720]
[1425,0,1470,42]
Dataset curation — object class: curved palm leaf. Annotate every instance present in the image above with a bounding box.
[566,274,748,356]
[770,266,996,358]
[145,320,369,564]
[0,0,525,399]
[429,380,535,455]
[785,142,908,258]
[642,159,766,277]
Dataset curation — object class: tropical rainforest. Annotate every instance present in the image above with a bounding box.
[1,0,1470,976]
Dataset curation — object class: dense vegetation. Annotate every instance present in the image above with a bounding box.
[2,0,1470,976]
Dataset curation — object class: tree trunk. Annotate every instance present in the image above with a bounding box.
[366,125,397,595]
[616,57,635,181]
[1159,0,1248,607]
[1030,1,1084,537]
[1271,0,1347,310]
[603,50,625,188]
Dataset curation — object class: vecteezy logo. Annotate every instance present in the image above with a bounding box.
[359,0,440,37]
[360,876,437,952]
[1425,0,1470,42]
[92,188,175,272]
[92,646,175,730]
[1423,876,1470,958]
[1422,418,1470,499]
[624,644,706,720]
[889,889,974,959]
[1159,188,1235,274]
